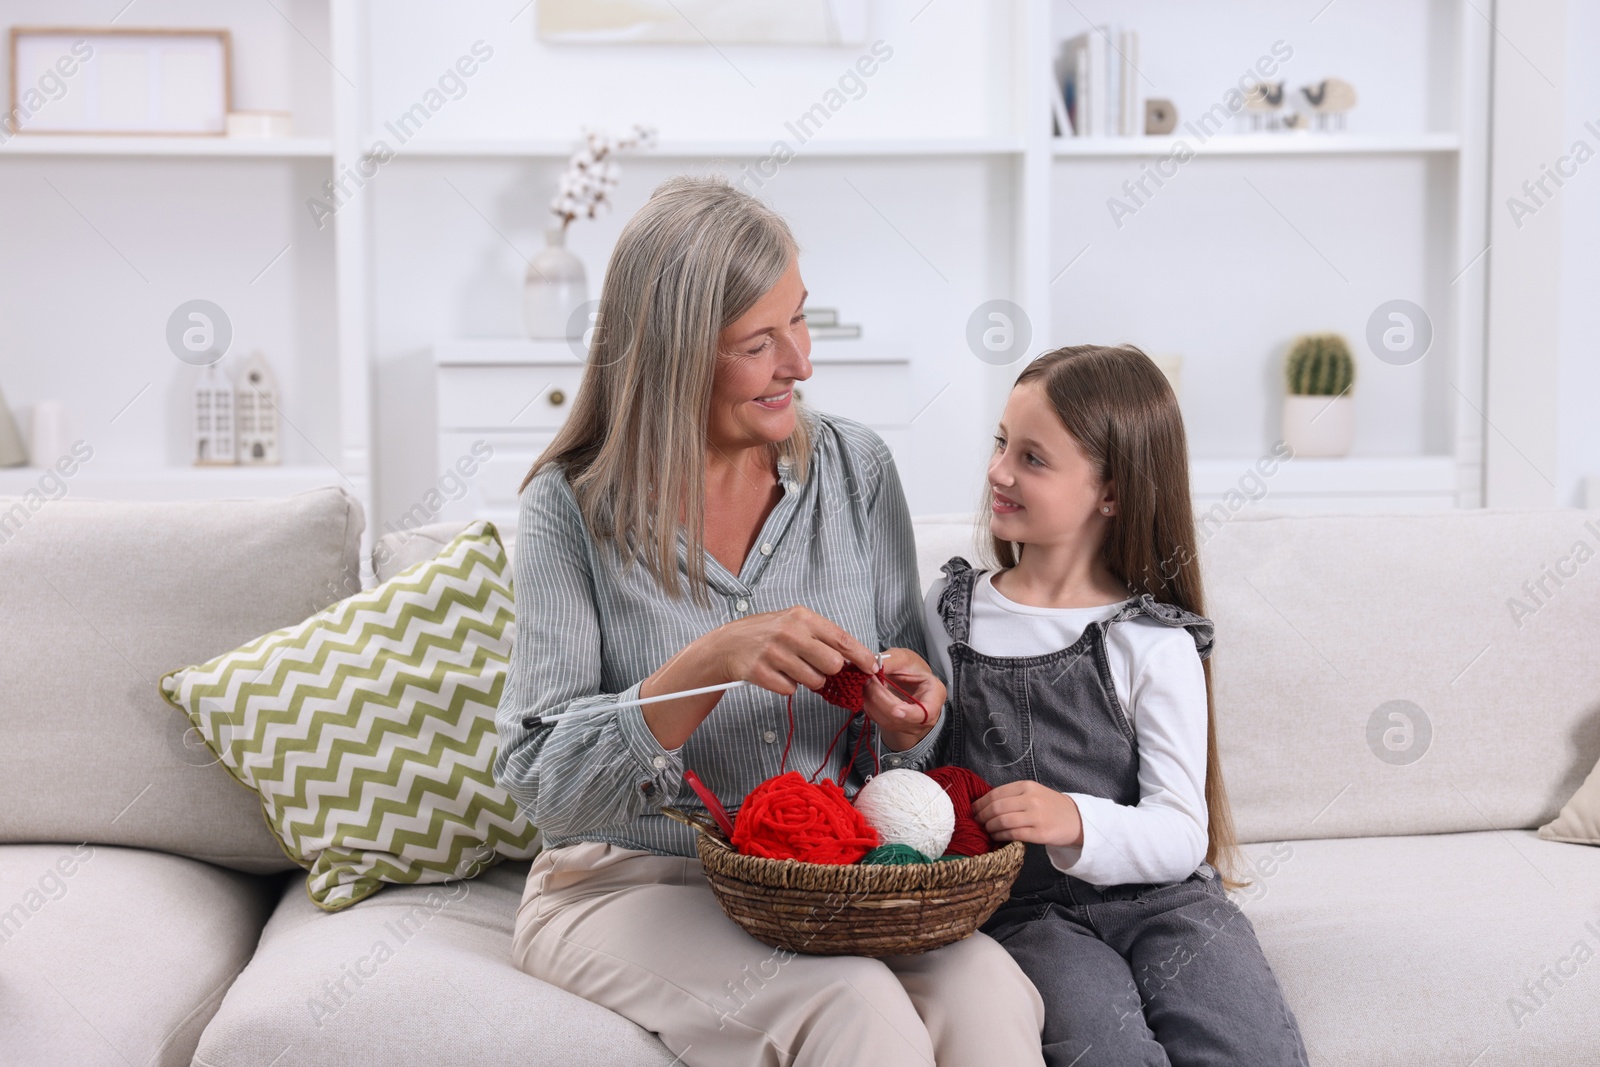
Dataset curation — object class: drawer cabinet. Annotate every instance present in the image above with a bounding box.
[434,340,914,548]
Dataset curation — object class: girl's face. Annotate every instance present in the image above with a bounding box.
[988,379,1116,546]
[708,258,812,455]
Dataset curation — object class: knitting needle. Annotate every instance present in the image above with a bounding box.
[521,652,890,730]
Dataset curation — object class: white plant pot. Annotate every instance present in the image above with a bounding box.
[1282,394,1354,458]
[522,227,588,339]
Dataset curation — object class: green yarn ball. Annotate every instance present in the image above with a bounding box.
[860,843,932,866]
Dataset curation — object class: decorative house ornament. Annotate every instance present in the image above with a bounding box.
[193,363,236,466]
[524,125,656,340]
[1281,333,1356,458]
[0,385,28,467]
[235,351,281,465]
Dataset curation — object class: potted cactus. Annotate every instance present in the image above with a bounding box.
[1282,333,1356,457]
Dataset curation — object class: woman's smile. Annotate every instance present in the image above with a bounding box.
[752,387,793,410]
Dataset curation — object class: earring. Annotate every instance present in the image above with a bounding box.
[1101,506,1112,515]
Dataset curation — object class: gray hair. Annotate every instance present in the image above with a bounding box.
[521,175,810,604]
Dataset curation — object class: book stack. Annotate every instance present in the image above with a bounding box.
[804,307,862,340]
[1054,28,1142,137]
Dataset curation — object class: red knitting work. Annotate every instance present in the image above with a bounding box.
[779,662,930,783]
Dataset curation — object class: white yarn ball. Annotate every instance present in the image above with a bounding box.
[854,769,955,860]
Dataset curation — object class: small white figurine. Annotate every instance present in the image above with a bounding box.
[193,363,236,466]
[235,351,281,465]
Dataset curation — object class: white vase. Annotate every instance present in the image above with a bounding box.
[1282,394,1354,458]
[522,227,587,339]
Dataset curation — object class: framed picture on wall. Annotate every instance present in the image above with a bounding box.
[537,0,868,45]
[8,27,232,136]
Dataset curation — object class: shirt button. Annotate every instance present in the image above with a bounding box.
[886,756,903,768]
[735,599,750,612]
[763,730,777,744]
[759,543,773,556]
[651,755,667,770]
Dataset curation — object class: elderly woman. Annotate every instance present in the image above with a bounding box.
[496,175,1044,1066]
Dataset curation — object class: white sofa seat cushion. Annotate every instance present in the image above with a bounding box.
[0,844,277,1067]
[194,857,678,1066]
[1239,831,1600,1066]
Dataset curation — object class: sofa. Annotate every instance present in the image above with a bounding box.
[1,487,1595,1065]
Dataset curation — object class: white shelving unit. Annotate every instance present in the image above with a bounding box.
[0,136,335,157]
[0,0,370,525]
[1014,0,1491,512]
[372,137,1026,159]
[0,0,1494,527]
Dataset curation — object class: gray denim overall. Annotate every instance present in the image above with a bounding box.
[935,557,1308,1067]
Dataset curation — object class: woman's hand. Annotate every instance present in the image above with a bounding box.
[639,606,878,750]
[973,780,1085,848]
[712,605,880,694]
[860,647,945,752]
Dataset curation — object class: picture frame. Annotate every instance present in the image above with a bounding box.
[7,27,232,136]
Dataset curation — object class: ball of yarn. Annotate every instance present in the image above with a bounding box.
[860,843,931,866]
[924,766,996,857]
[732,772,880,865]
[853,769,955,860]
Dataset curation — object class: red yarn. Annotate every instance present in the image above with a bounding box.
[732,772,880,864]
[780,662,930,783]
[925,766,996,857]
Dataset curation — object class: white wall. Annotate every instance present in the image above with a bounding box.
[362,0,1024,527]
[1560,0,1600,506]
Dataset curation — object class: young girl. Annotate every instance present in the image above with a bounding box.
[924,345,1308,1066]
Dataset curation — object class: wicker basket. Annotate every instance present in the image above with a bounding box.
[663,807,1025,957]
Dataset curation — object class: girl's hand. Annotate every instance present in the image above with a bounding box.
[859,647,945,752]
[973,780,1085,848]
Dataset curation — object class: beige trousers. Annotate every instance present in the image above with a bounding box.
[511,841,1046,1067]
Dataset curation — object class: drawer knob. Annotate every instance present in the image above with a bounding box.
[548,389,566,406]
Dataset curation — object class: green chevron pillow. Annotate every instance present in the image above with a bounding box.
[159,520,539,910]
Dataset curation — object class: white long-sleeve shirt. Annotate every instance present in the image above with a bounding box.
[923,570,1209,887]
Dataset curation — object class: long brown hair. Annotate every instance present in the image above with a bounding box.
[978,344,1244,886]
[519,175,813,607]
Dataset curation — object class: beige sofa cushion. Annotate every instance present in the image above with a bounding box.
[0,489,363,872]
[1540,753,1600,845]
[0,843,277,1067]
[1238,830,1600,1065]
[1203,510,1600,842]
[194,858,678,1066]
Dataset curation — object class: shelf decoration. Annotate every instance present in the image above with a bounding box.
[1302,79,1358,132]
[1144,98,1177,135]
[803,307,862,340]
[235,352,281,465]
[9,29,230,136]
[1282,333,1356,458]
[537,0,868,45]
[0,385,27,467]
[193,364,237,466]
[524,125,656,340]
[1056,27,1142,137]
[1240,79,1357,134]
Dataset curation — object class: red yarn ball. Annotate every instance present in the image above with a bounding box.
[732,772,881,865]
[925,766,996,857]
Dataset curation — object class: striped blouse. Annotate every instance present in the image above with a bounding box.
[493,407,946,857]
